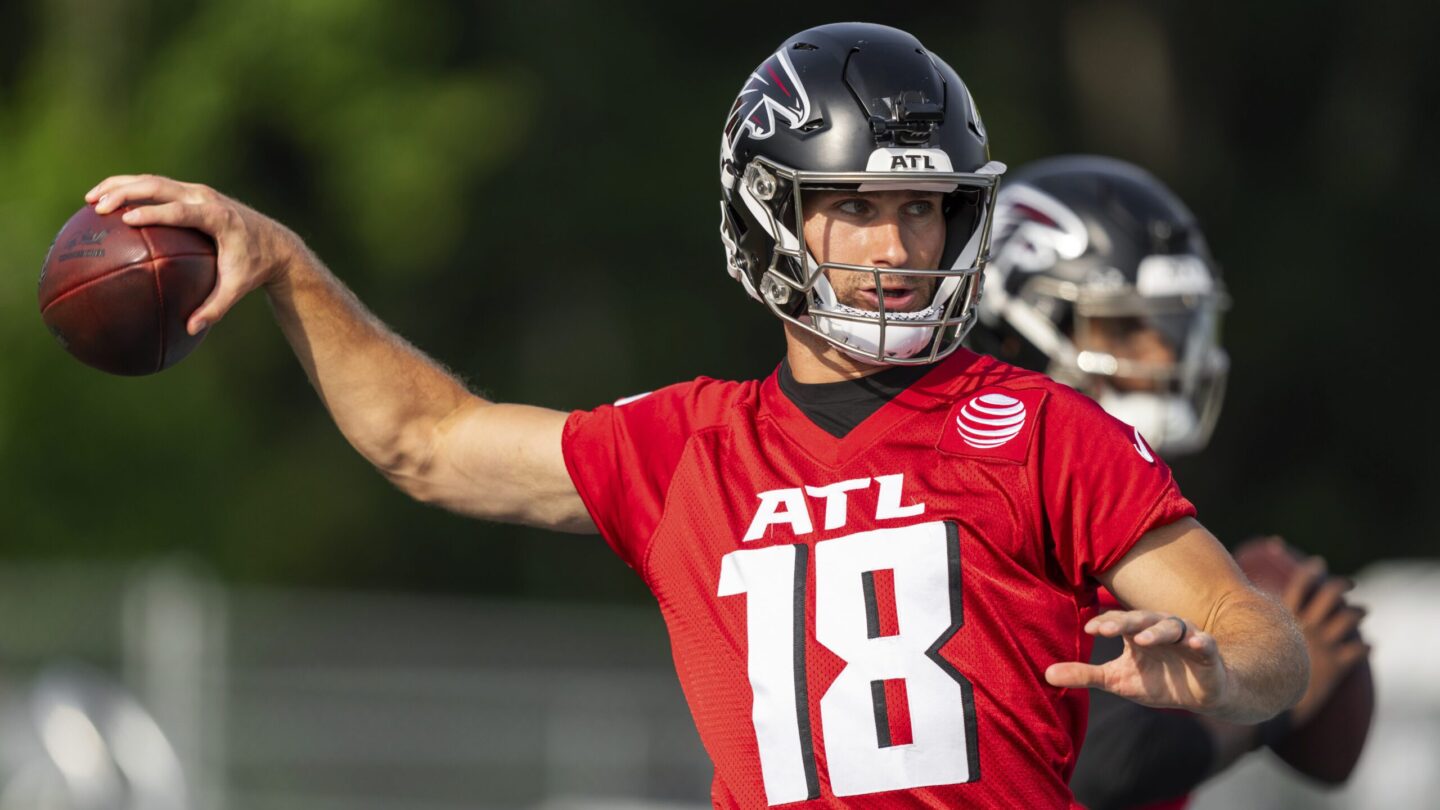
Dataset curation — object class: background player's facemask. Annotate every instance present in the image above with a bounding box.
[976,163,1231,458]
[724,156,1006,365]
[1072,288,1228,456]
[988,273,1229,456]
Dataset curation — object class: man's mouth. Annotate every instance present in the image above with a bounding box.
[858,285,920,312]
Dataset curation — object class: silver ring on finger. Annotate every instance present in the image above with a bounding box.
[1167,615,1189,644]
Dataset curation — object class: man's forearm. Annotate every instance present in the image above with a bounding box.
[1204,591,1309,723]
[81,175,589,528]
[265,247,476,484]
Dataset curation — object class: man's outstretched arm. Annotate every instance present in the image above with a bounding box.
[87,175,594,533]
[1046,518,1309,724]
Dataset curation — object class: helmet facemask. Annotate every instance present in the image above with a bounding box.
[1007,269,1230,456]
[724,155,1006,365]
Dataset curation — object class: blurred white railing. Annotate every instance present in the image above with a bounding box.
[0,561,711,810]
[6,559,1435,810]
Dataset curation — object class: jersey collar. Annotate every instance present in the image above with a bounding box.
[759,348,987,468]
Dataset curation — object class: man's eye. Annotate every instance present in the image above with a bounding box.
[904,200,936,216]
[837,199,870,216]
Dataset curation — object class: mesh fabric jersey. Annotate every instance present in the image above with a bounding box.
[563,349,1194,809]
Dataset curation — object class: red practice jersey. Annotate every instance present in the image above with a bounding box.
[563,349,1195,809]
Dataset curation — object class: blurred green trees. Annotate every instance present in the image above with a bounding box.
[1,1,1434,596]
[0,0,554,591]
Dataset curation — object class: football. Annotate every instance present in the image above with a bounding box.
[1233,536,1306,594]
[39,204,216,376]
[1233,537,1374,784]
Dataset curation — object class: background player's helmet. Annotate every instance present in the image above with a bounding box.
[718,23,1005,365]
[975,155,1229,456]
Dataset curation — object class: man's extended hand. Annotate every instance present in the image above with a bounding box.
[86,175,303,335]
[1045,609,1230,713]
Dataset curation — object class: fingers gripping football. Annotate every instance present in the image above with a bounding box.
[1045,609,1228,713]
[1278,552,1371,725]
[86,174,299,334]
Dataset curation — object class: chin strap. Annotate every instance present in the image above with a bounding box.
[806,268,950,360]
[826,300,947,322]
[813,301,947,360]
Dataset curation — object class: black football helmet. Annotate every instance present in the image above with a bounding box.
[975,155,1229,456]
[719,23,1005,364]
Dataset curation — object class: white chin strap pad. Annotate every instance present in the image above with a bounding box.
[809,272,941,360]
[819,301,944,359]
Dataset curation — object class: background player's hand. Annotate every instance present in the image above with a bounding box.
[86,175,304,335]
[1246,537,1370,726]
[1045,609,1232,714]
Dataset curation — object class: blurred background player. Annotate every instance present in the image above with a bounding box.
[972,154,1374,809]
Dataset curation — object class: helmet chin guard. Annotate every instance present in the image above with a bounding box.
[810,274,948,361]
[717,23,1005,366]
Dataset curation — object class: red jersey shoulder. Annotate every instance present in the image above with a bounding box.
[562,375,761,571]
[605,374,759,434]
[939,353,1162,467]
[1029,371,1165,467]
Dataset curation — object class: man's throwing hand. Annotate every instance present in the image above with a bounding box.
[1045,609,1229,713]
[86,175,303,336]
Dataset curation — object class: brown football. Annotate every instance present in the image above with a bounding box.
[39,204,216,375]
[1233,537,1374,784]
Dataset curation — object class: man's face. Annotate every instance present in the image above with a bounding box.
[1074,316,1178,392]
[802,189,945,313]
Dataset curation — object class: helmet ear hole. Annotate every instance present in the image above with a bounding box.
[940,189,982,271]
[776,196,796,233]
[943,189,980,217]
[944,192,980,234]
[724,203,749,238]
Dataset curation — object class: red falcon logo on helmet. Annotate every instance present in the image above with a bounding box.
[989,184,1089,275]
[722,49,812,159]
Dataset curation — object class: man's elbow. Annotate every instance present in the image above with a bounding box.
[377,430,477,509]
[1215,592,1310,724]
[1277,608,1312,716]
[1286,653,1312,717]
[1235,599,1309,722]
[370,433,441,501]
[380,459,443,505]
[372,400,486,501]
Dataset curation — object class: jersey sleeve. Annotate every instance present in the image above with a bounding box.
[1035,387,1197,589]
[562,378,734,575]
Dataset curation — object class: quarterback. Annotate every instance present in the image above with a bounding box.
[85,23,1306,809]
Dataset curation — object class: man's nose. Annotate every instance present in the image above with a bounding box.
[868,218,910,268]
[1111,331,1178,392]
[1136,332,1177,365]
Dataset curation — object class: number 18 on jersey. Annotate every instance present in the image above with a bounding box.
[719,520,979,804]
